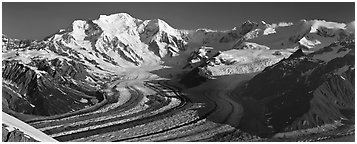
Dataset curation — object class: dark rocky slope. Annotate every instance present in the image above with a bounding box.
[234,39,354,137]
[2,59,104,116]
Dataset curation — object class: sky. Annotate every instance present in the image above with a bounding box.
[2,2,355,40]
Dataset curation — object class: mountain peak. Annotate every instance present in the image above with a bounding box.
[155,18,176,32]
[98,13,136,21]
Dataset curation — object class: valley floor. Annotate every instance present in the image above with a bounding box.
[3,67,355,142]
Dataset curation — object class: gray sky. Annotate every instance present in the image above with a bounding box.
[2,2,355,40]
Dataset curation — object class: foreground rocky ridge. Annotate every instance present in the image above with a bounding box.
[2,124,38,142]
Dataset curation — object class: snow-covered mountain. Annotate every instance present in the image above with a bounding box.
[39,13,259,69]
[179,19,354,87]
[3,13,354,71]
[2,12,354,117]
[243,20,354,50]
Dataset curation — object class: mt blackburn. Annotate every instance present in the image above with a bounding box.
[2,12,355,142]
[3,13,354,72]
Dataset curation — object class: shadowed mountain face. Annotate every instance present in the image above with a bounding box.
[2,58,104,116]
[234,37,354,137]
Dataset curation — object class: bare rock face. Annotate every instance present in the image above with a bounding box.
[234,38,354,137]
[2,124,38,142]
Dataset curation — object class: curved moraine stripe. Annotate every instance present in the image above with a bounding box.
[26,73,244,142]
